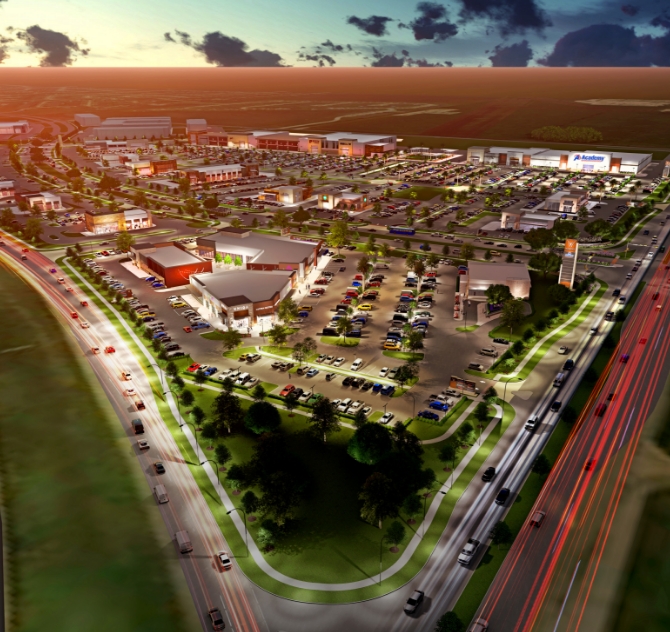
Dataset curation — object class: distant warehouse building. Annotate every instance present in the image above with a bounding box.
[131,243,213,288]
[92,116,172,140]
[465,261,531,301]
[190,269,295,330]
[74,113,101,127]
[0,120,29,135]
[467,146,652,175]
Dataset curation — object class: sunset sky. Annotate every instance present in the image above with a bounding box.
[0,0,668,68]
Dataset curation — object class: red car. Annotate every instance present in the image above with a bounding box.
[340,298,353,305]
[187,363,201,373]
[183,326,192,333]
[279,384,295,397]
[80,300,88,307]
[70,311,78,319]
[104,346,116,354]
[21,248,29,253]
[310,288,325,295]
[314,278,329,285]
[369,281,381,287]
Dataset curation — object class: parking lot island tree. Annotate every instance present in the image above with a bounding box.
[220,327,243,354]
[277,297,300,324]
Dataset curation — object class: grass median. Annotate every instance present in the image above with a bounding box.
[0,262,187,632]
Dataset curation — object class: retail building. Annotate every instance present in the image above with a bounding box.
[190,270,295,330]
[467,146,652,175]
[0,180,15,199]
[130,243,212,288]
[258,185,304,204]
[74,113,101,127]
[0,121,29,135]
[92,117,172,140]
[465,261,531,300]
[196,227,320,279]
[19,192,62,211]
[317,189,372,211]
[85,206,152,234]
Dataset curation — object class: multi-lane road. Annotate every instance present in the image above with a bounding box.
[1,205,667,632]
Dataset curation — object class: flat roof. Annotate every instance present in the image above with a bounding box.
[185,163,241,174]
[192,270,293,305]
[200,231,316,264]
[147,246,202,268]
[468,261,531,283]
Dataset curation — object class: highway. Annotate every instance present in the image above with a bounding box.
[0,234,267,632]
[473,240,670,629]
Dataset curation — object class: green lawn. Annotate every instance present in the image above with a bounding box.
[459,211,500,227]
[320,336,360,347]
[382,350,424,361]
[456,325,479,332]
[200,331,226,341]
[0,264,187,631]
[406,397,472,440]
[392,186,442,201]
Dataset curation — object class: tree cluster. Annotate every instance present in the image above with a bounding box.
[530,126,603,143]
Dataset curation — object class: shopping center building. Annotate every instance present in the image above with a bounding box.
[85,206,152,234]
[465,261,531,300]
[466,146,652,175]
[190,269,295,330]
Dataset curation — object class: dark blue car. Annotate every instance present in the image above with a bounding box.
[203,366,218,377]
[298,311,310,317]
[418,410,439,420]
[372,383,383,393]
[380,385,396,396]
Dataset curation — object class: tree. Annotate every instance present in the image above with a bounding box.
[532,454,552,477]
[352,408,368,429]
[348,423,393,465]
[241,490,260,516]
[284,392,299,416]
[180,389,195,407]
[562,405,578,424]
[0,208,13,227]
[437,435,458,469]
[327,220,354,252]
[395,360,419,387]
[385,521,406,549]
[490,521,514,551]
[402,493,422,522]
[359,472,398,529]
[484,249,492,261]
[500,299,526,334]
[98,173,120,192]
[336,316,353,341]
[584,366,598,383]
[547,284,573,305]
[524,227,556,251]
[220,328,243,353]
[200,421,218,448]
[458,421,474,444]
[23,217,43,241]
[442,244,450,257]
[461,243,475,262]
[226,463,248,492]
[413,259,426,282]
[309,397,341,443]
[214,443,232,470]
[584,219,611,238]
[553,219,579,241]
[435,612,465,632]
[211,390,244,434]
[292,207,311,226]
[251,384,266,402]
[245,401,281,435]
[194,368,207,390]
[203,195,219,210]
[474,401,489,424]
[277,297,299,324]
[405,330,424,352]
[171,375,185,391]
[266,324,289,346]
[357,254,371,278]
[485,283,513,305]
[529,252,561,278]
[483,385,498,402]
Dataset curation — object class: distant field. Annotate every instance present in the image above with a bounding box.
[1,67,669,151]
[0,263,186,632]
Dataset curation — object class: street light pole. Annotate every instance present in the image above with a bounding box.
[200,458,221,487]
[422,494,428,537]
[227,507,248,556]
[379,532,385,586]
[184,421,200,462]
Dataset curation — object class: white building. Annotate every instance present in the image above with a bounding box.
[21,192,62,211]
[467,146,652,175]
[465,261,531,300]
[186,119,208,133]
[179,164,244,184]
[0,180,15,199]
[92,117,172,140]
[74,113,101,127]
[0,120,29,135]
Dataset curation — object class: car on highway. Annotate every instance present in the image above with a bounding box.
[495,488,511,505]
[153,462,165,474]
[482,467,496,482]
[584,458,596,471]
[403,589,425,615]
[80,320,90,328]
[216,550,232,571]
[558,346,568,354]
[620,353,630,363]
[137,439,150,451]
[458,538,480,565]
[551,401,562,412]
[208,607,225,630]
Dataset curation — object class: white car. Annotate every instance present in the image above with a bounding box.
[379,367,389,377]
[337,398,352,413]
[80,320,90,328]
[333,357,345,367]
[361,406,372,417]
[379,412,395,425]
[325,355,335,364]
[316,354,327,363]
[216,550,232,571]
[347,400,363,414]
[137,439,150,451]
[351,358,363,371]
[558,346,569,354]
[126,388,135,396]
[388,368,399,380]
[122,370,131,381]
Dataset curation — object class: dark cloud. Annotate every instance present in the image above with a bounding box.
[166,30,285,67]
[370,48,405,67]
[621,4,639,16]
[347,15,394,37]
[538,23,670,66]
[458,0,552,36]
[321,39,344,52]
[399,2,459,41]
[488,40,533,66]
[16,25,89,67]
[163,32,175,43]
[651,11,670,30]
[298,52,337,66]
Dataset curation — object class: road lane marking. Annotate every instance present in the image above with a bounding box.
[552,503,573,555]
[618,407,636,450]
[553,560,581,632]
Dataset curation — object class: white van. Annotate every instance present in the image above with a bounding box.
[525,415,539,431]
[375,263,390,270]
[553,372,565,388]
[154,484,169,504]
[480,347,498,358]
[235,372,250,386]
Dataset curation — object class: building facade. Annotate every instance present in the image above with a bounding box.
[0,121,29,135]
[0,180,15,199]
[74,113,101,127]
[259,185,304,204]
[92,117,172,140]
[20,192,62,211]
[131,244,213,288]
[85,207,152,234]
[465,261,531,300]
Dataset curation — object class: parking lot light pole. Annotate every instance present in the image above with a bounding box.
[227,507,248,556]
